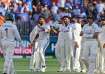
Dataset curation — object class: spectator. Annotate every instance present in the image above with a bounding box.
[16,1,23,13]
[51,2,58,15]
[57,0,66,7]
[41,5,50,20]
[40,0,52,7]
[21,2,29,13]
[65,0,73,9]
[96,0,105,14]
[72,5,81,17]
[32,0,40,6]
[32,5,41,25]
[51,2,59,21]
[0,1,6,16]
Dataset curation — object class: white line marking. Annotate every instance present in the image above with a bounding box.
[0,70,30,72]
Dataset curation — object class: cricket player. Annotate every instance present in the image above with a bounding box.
[98,17,105,73]
[30,16,50,72]
[55,16,78,72]
[72,17,82,72]
[0,13,22,74]
[80,16,100,74]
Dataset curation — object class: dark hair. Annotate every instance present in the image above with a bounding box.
[5,12,14,22]
[37,15,46,24]
[101,17,105,21]
[87,15,94,19]
[38,15,45,19]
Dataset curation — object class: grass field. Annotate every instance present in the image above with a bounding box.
[0,56,85,74]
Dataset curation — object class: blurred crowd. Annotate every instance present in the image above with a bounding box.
[0,0,105,36]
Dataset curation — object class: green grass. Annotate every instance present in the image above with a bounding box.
[0,56,85,74]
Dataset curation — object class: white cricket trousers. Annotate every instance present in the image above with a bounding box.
[73,39,81,71]
[81,38,98,74]
[55,32,74,71]
[98,40,105,73]
[31,38,49,70]
[1,40,16,74]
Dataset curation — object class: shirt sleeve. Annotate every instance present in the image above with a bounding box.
[51,22,60,29]
[82,24,86,32]
[93,23,100,32]
[45,25,50,32]
[72,25,78,42]
[73,23,82,42]
[13,25,21,42]
[30,26,39,43]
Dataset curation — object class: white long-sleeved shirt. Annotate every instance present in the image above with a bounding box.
[52,23,77,41]
[82,23,100,38]
[0,21,21,42]
[30,24,50,43]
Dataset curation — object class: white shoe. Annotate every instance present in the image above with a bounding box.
[41,67,46,72]
[73,65,81,72]
[34,68,41,72]
[81,69,86,73]
[94,69,101,74]
[101,71,105,74]
[57,67,65,72]
[73,68,81,72]
[66,68,71,72]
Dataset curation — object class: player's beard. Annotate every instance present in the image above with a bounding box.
[101,21,105,26]
[88,20,93,26]
[39,21,45,26]
[102,24,105,26]
[102,21,105,25]
[64,22,69,26]
[39,22,44,26]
